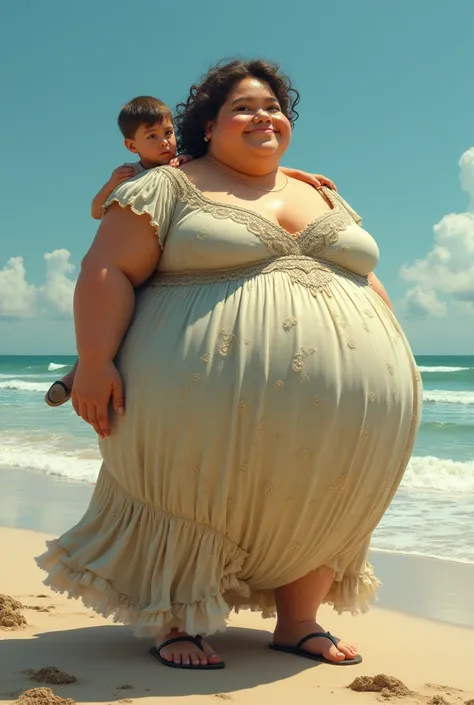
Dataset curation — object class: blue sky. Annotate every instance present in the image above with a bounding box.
[1,0,473,354]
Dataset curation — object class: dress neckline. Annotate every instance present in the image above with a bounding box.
[167,167,340,244]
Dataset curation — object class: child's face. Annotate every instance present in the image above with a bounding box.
[125,119,177,168]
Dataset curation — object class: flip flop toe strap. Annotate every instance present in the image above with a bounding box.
[158,634,205,653]
[296,631,338,650]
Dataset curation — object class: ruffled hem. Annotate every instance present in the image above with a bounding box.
[325,563,381,615]
[35,467,381,637]
[36,541,380,638]
[36,540,233,637]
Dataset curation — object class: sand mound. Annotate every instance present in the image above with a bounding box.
[30,668,76,685]
[15,689,75,705]
[428,696,450,705]
[0,594,27,630]
[0,595,23,610]
[349,674,411,697]
[26,605,53,613]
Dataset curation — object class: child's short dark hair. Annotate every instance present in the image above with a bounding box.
[118,96,173,139]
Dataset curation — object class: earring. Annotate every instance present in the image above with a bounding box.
[204,136,210,142]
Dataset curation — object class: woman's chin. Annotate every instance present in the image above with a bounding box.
[247,140,284,157]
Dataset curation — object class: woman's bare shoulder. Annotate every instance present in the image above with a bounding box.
[179,158,208,185]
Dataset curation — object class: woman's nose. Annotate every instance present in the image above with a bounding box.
[252,109,271,123]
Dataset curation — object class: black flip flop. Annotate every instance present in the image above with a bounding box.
[269,631,362,666]
[45,380,71,407]
[149,635,225,670]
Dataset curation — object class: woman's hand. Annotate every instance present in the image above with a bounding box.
[280,167,337,191]
[71,359,125,438]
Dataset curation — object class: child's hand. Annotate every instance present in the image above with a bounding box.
[108,164,136,188]
[169,154,194,168]
[281,167,337,191]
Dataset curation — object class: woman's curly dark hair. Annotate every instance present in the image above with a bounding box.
[175,59,300,158]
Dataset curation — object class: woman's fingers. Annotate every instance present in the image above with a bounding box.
[72,394,111,438]
[96,404,111,438]
[78,401,90,424]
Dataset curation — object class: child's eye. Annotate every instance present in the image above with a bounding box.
[166,130,174,137]
[147,134,157,140]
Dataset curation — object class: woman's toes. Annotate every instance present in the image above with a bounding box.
[327,644,346,662]
[336,641,358,660]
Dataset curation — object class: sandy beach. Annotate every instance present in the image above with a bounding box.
[1,467,473,705]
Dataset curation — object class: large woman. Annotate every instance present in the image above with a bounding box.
[37,59,421,671]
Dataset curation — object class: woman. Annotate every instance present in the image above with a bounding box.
[37,59,421,671]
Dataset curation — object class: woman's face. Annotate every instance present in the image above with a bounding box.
[206,77,292,166]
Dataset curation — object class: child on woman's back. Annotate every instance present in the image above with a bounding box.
[45,95,336,407]
[45,95,183,406]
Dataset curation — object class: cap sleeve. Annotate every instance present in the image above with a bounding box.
[331,190,362,226]
[103,167,177,248]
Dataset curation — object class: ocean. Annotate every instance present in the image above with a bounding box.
[0,354,473,564]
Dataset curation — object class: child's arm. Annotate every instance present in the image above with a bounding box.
[280,166,337,191]
[91,165,136,220]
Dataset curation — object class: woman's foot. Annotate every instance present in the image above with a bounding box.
[157,629,223,667]
[273,566,360,664]
[272,620,358,663]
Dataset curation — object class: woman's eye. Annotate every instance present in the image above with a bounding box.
[235,106,250,111]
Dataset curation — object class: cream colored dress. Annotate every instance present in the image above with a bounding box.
[37,167,422,638]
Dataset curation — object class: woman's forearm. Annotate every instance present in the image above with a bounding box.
[74,259,135,363]
[368,272,393,310]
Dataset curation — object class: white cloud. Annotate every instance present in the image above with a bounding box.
[400,147,474,315]
[403,286,447,318]
[0,256,38,319]
[41,249,76,317]
[0,250,77,320]
[459,148,474,210]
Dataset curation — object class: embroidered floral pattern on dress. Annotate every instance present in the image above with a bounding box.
[218,330,237,357]
[283,317,297,331]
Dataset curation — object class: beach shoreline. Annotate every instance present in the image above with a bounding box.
[1,524,473,705]
[1,464,473,703]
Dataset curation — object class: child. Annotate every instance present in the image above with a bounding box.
[45,96,336,407]
[90,96,186,220]
[45,96,181,407]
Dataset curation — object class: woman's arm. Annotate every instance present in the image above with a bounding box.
[368,272,393,311]
[72,204,161,436]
